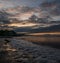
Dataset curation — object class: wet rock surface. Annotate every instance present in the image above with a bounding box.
[0,38,60,63]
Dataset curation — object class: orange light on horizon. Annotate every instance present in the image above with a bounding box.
[8,23,38,27]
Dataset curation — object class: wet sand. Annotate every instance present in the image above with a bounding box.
[0,38,60,63]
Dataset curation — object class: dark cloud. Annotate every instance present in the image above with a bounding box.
[40,0,60,16]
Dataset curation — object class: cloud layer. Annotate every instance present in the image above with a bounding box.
[0,0,44,8]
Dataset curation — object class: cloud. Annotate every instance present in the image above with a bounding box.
[0,0,60,21]
[40,0,60,16]
[0,0,15,8]
[5,6,51,20]
[0,3,4,8]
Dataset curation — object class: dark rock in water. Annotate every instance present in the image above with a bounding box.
[0,30,17,37]
[0,50,8,58]
[4,39,10,44]
[0,50,9,63]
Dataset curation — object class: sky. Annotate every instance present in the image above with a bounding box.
[0,0,60,21]
[0,0,45,8]
[0,0,44,20]
[0,0,60,29]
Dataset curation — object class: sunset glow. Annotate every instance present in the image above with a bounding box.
[27,32,60,36]
[8,23,38,27]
